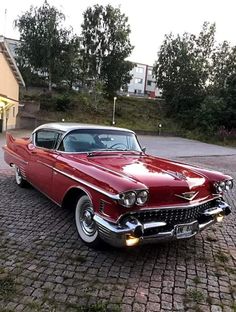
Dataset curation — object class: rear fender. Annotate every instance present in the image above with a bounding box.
[5,132,15,148]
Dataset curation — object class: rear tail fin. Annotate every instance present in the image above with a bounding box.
[5,132,15,147]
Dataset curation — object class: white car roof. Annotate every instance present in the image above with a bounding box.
[32,122,135,134]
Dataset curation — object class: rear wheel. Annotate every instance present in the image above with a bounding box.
[75,195,102,248]
[14,165,28,188]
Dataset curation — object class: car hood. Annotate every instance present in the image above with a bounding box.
[83,153,213,205]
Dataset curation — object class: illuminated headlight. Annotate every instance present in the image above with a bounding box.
[214,179,233,193]
[119,192,136,207]
[136,190,149,205]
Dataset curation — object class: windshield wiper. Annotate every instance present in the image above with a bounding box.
[87,150,144,157]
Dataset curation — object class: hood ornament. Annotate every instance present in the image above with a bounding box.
[175,191,199,201]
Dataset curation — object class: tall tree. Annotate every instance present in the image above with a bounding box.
[81,4,134,97]
[211,42,236,92]
[15,1,79,91]
[59,35,82,90]
[153,22,216,120]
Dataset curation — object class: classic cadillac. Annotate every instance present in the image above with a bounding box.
[3,123,233,248]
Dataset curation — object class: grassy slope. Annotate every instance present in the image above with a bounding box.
[22,90,236,146]
[37,94,173,133]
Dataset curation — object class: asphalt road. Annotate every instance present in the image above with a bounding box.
[138,135,236,158]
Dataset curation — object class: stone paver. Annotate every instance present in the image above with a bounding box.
[0,132,236,311]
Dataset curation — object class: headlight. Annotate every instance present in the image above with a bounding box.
[136,190,149,205]
[119,192,136,207]
[118,189,149,207]
[226,179,233,190]
[214,179,233,193]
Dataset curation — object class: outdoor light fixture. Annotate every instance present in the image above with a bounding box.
[112,97,117,125]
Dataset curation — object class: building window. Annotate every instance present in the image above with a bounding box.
[13,106,15,117]
[135,78,143,84]
[136,67,144,74]
[147,80,152,86]
[148,69,153,76]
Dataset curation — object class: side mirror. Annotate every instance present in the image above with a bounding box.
[142,147,146,153]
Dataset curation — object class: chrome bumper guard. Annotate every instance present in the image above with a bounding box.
[93,200,231,247]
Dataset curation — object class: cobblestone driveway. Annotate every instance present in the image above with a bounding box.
[0,154,236,311]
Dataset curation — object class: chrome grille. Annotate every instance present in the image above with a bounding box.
[99,200,105,213]
[126,200,216,227]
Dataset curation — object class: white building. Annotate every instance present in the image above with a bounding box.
[127,63,159,97]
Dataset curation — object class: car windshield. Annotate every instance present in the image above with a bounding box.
[58,129,142,153]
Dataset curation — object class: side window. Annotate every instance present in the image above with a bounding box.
[35,130,60,149]
[58,132,95,152]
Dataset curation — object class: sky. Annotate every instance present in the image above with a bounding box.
[1,0,236,66]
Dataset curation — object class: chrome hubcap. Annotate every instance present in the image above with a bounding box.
[15,166,22,184]
[80,205,96,236]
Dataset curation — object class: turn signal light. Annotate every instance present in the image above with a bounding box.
[126,235,140,246]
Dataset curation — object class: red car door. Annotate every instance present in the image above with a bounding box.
[27,129,62,201]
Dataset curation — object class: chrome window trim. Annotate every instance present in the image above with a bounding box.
[55,128,143,153]
[33,129,64,151]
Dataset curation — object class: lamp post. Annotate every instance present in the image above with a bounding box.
[0,101,5,133]
[112,97,117,125]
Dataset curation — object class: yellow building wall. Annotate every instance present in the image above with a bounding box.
[0,51,19,130]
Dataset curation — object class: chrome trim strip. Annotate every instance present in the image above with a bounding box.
[203,207,223,216]
[143,221,167,230]
[199,219,216,230]
[34,160,147,202]
[175,191,199,201]
[4,147,28,165]
[53,166,120,200]
[37,160,53,168]
[35,160,120,199]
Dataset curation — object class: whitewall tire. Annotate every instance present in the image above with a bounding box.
[75,195,102,247]
[14,165,28,188]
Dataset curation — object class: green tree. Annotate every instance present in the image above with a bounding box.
[59,35,82,90]
[153,22,216,124]
[81,4,134,98]
[15,1,79,91]
[194,96,226,133]
[211,42,236,93]
[209,43,236,130]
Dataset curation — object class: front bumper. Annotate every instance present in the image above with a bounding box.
[93,200,231,247]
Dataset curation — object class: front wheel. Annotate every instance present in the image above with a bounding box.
[75,195,102,248]
[14,165,28,188]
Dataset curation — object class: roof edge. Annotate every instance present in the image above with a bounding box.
[0,35,25,87]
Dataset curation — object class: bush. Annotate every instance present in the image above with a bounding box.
[55,94,72,111]
[193,96,226,133]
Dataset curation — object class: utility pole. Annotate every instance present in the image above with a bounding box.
[3,9,7,37]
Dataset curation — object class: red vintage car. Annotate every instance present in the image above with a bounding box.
[3,123,233,248]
